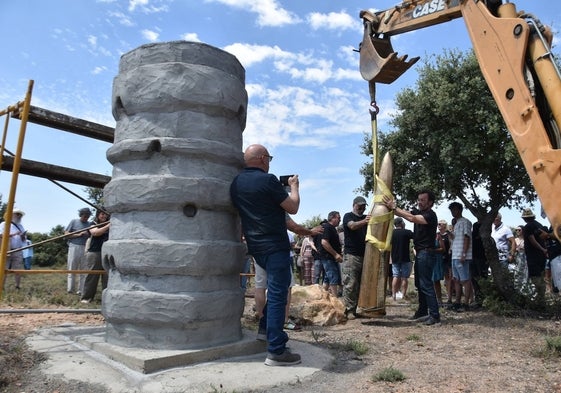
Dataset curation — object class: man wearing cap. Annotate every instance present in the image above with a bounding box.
[521,208,548,297]
[0,208,27,289]
[342,196,372,319]
[64,208,92,295]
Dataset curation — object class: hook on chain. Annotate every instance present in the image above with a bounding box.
[369,101,379,115]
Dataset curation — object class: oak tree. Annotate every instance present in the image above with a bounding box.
[359,50,536,300]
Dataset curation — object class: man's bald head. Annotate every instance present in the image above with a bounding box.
[244,144,271,172]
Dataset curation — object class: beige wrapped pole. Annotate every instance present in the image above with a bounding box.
[358,152,393,317]
[356,80,394,317]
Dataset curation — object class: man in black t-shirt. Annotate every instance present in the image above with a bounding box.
[384,190,440,326]
[319,211,342,297]
[521,208,548,298]
[341,196,371,319]
[390,217,414,301]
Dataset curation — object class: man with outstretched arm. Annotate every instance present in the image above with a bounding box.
[383,190,441,325]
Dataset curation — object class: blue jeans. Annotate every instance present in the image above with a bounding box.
[254,250,291,355]
[321,259,341,285]
[415,250,440,320]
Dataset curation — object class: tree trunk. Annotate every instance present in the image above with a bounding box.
[477,216,516,298]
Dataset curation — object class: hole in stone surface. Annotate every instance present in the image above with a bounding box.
[147,139,161,153]
[104,254,116,270]
[237,105,247,129]
[183,204,198,217]
[113,96,125,120]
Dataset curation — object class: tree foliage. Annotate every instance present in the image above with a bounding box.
[31,225,67,267]
[293,214,324,244]
[301,214,324,229]
[360,50,535,213]
[84,186,104,209]
[359,50,538,301]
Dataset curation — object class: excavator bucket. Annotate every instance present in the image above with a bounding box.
[360,20,419,84]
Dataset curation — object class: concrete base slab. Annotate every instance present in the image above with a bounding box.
[73,326,267,373]
[26,324,333,392]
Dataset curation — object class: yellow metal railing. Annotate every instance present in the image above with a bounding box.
[0,80,34,295]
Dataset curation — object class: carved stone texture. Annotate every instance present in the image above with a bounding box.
[103,41,247,350]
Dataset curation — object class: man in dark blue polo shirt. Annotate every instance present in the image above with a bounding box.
[230,144,301,366]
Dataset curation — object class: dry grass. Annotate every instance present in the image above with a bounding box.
[0,269,104,391]
[1,268,101,309]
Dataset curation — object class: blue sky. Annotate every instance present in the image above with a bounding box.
[1,0,559,232]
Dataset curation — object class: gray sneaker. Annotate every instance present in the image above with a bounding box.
[256,327,266,341]
[424,316,441,326]
[344,309,356,320]
[264,349,301,366]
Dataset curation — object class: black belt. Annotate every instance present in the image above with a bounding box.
[416,248,436,253]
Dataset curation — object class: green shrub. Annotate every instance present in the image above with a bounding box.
[343,339,368,356]
[372,366,406,382]
[544,336,561,356]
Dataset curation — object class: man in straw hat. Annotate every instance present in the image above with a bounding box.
[521,208,548,298]
[0,208,27,289]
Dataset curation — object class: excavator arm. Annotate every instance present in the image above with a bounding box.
[360,0,561,240]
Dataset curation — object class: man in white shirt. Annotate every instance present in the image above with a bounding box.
[491,213,516,268]
[0,208,27,289]
[449,202,473,312]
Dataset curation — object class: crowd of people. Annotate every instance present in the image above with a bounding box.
[0,206,110,300]
[231,143,558,368]
[0,142,556,370]
[64,207,111,304]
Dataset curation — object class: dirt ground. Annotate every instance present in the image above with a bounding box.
[1,298,561,393]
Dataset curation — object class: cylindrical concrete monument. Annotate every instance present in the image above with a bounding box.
[103,41,248,350]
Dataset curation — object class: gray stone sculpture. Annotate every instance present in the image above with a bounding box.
[103,41,248,350]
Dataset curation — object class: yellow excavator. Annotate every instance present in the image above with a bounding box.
[359,0,561,239]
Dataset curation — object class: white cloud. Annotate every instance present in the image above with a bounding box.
[307,11,357,31]
[181,33,201,42]
[128,0,170,13]
[225,43,360,84]
[280,59,334,84]
[224,43,290,67]
[205,0,300,27]
[338,45,360,67]
[86,35,112,57]
[141,29,159,42]
[108,11,135,27]
[91,66,108,75]
[128,0,148,11]
[242,83,368,151]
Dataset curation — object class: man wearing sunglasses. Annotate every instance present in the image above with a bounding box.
[230,144,301,366]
